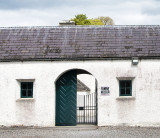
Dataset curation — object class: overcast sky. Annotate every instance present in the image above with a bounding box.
[0,0,159,26]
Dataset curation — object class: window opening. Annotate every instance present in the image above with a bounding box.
[21,82,33,98]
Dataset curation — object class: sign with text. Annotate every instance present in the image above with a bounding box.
[101,87,110,96]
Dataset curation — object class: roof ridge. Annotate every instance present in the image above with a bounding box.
[0,25,160,29]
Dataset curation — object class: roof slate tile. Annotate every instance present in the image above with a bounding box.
[0,26,160,61]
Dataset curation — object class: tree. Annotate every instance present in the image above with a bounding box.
[88,19,104,25]
[97,16,114,25]
[70,14,115,25]
[71,14,91,25]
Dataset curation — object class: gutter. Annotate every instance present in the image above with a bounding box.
[0,56,160,62]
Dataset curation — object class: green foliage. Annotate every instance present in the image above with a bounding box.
[71,14,91,25]
[98,16,114,25]
[70,14,115,25]
[88,19,104,25]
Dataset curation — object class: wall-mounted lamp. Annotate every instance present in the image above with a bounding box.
[132,57,139,65]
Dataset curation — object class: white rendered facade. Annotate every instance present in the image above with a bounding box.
[0,59,160,127]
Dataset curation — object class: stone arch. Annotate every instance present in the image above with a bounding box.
[55,68,97,126]
[54,68,96,83]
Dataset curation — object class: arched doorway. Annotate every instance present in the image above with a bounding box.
[55,69,97,126]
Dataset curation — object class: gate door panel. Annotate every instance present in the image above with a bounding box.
[56,70,77,126]
[77,92,97,124]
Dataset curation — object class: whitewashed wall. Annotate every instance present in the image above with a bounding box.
[0,60,160,127]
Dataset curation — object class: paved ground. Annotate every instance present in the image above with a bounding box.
[0,126,160,138]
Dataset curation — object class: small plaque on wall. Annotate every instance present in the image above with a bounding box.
[101,87,110,96]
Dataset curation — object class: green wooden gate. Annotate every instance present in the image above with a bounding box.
[56,70,77,126]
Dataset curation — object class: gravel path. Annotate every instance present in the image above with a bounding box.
[0,126,160,138]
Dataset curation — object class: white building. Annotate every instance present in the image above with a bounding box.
[0,26,160,127]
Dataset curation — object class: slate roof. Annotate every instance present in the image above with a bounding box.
[77,79,90,92]
[0,25,160,61]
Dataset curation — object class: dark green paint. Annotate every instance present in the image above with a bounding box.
[56,70,77,126]
[21,82,33,98]
[119,80,132,96]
